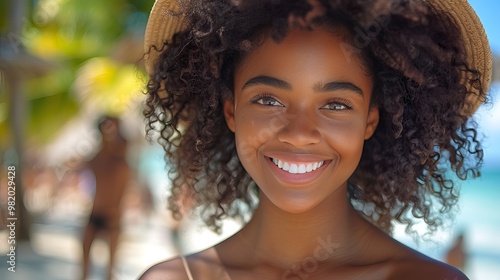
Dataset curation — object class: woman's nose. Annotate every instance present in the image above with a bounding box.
[276,110,321,147]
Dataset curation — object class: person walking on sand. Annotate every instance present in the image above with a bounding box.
[81,116,131,280]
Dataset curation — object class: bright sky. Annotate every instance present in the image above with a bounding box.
[469,0,500,54]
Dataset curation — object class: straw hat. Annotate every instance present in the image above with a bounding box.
[144,0,492,114]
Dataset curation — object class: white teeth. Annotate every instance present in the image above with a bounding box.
[271,158,325,174]
[298,164,306,174]
[283,162,290,171]
[306,164,313,172]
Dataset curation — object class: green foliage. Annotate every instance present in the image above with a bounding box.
[1,0,153,149]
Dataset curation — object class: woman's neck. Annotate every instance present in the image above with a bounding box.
[219,184,373,269]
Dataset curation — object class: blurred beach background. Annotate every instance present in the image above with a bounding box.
[0,0,498,279]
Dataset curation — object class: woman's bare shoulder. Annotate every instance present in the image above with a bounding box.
[138,257,190,280]
[387,255,469,280]
[370,228,467,279]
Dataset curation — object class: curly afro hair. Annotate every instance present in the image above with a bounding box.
[144,0,488,234]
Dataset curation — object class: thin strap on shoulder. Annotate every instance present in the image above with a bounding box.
[180,255,195,280]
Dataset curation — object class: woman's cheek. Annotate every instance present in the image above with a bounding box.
[322,119,366,155]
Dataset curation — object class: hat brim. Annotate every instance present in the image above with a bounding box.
[144,0,187,75]
[427,0,492,114]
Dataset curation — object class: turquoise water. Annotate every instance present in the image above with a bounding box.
[459,169,500,231]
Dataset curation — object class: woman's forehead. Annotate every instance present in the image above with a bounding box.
[236,26,371,73]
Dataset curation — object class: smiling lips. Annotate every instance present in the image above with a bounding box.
[271,158,325,174]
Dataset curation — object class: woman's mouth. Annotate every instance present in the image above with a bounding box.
[270,158,325,174]
[266,156,331,184]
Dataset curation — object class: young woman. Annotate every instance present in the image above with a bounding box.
[140,0,492,279]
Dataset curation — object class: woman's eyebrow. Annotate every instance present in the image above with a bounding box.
[242,75,292,90]
[242,76,364,97]
[314,81,364,97]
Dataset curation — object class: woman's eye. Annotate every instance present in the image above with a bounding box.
[252,95,284,107]
[321,102,352,111]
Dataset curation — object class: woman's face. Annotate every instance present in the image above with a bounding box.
[224,28,379,213]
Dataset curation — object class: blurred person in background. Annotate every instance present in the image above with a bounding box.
[445,232,467,272]
[80,116,131,280]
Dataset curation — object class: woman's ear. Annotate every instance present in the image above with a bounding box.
[223,99,236,132]
[364,106,379,140]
